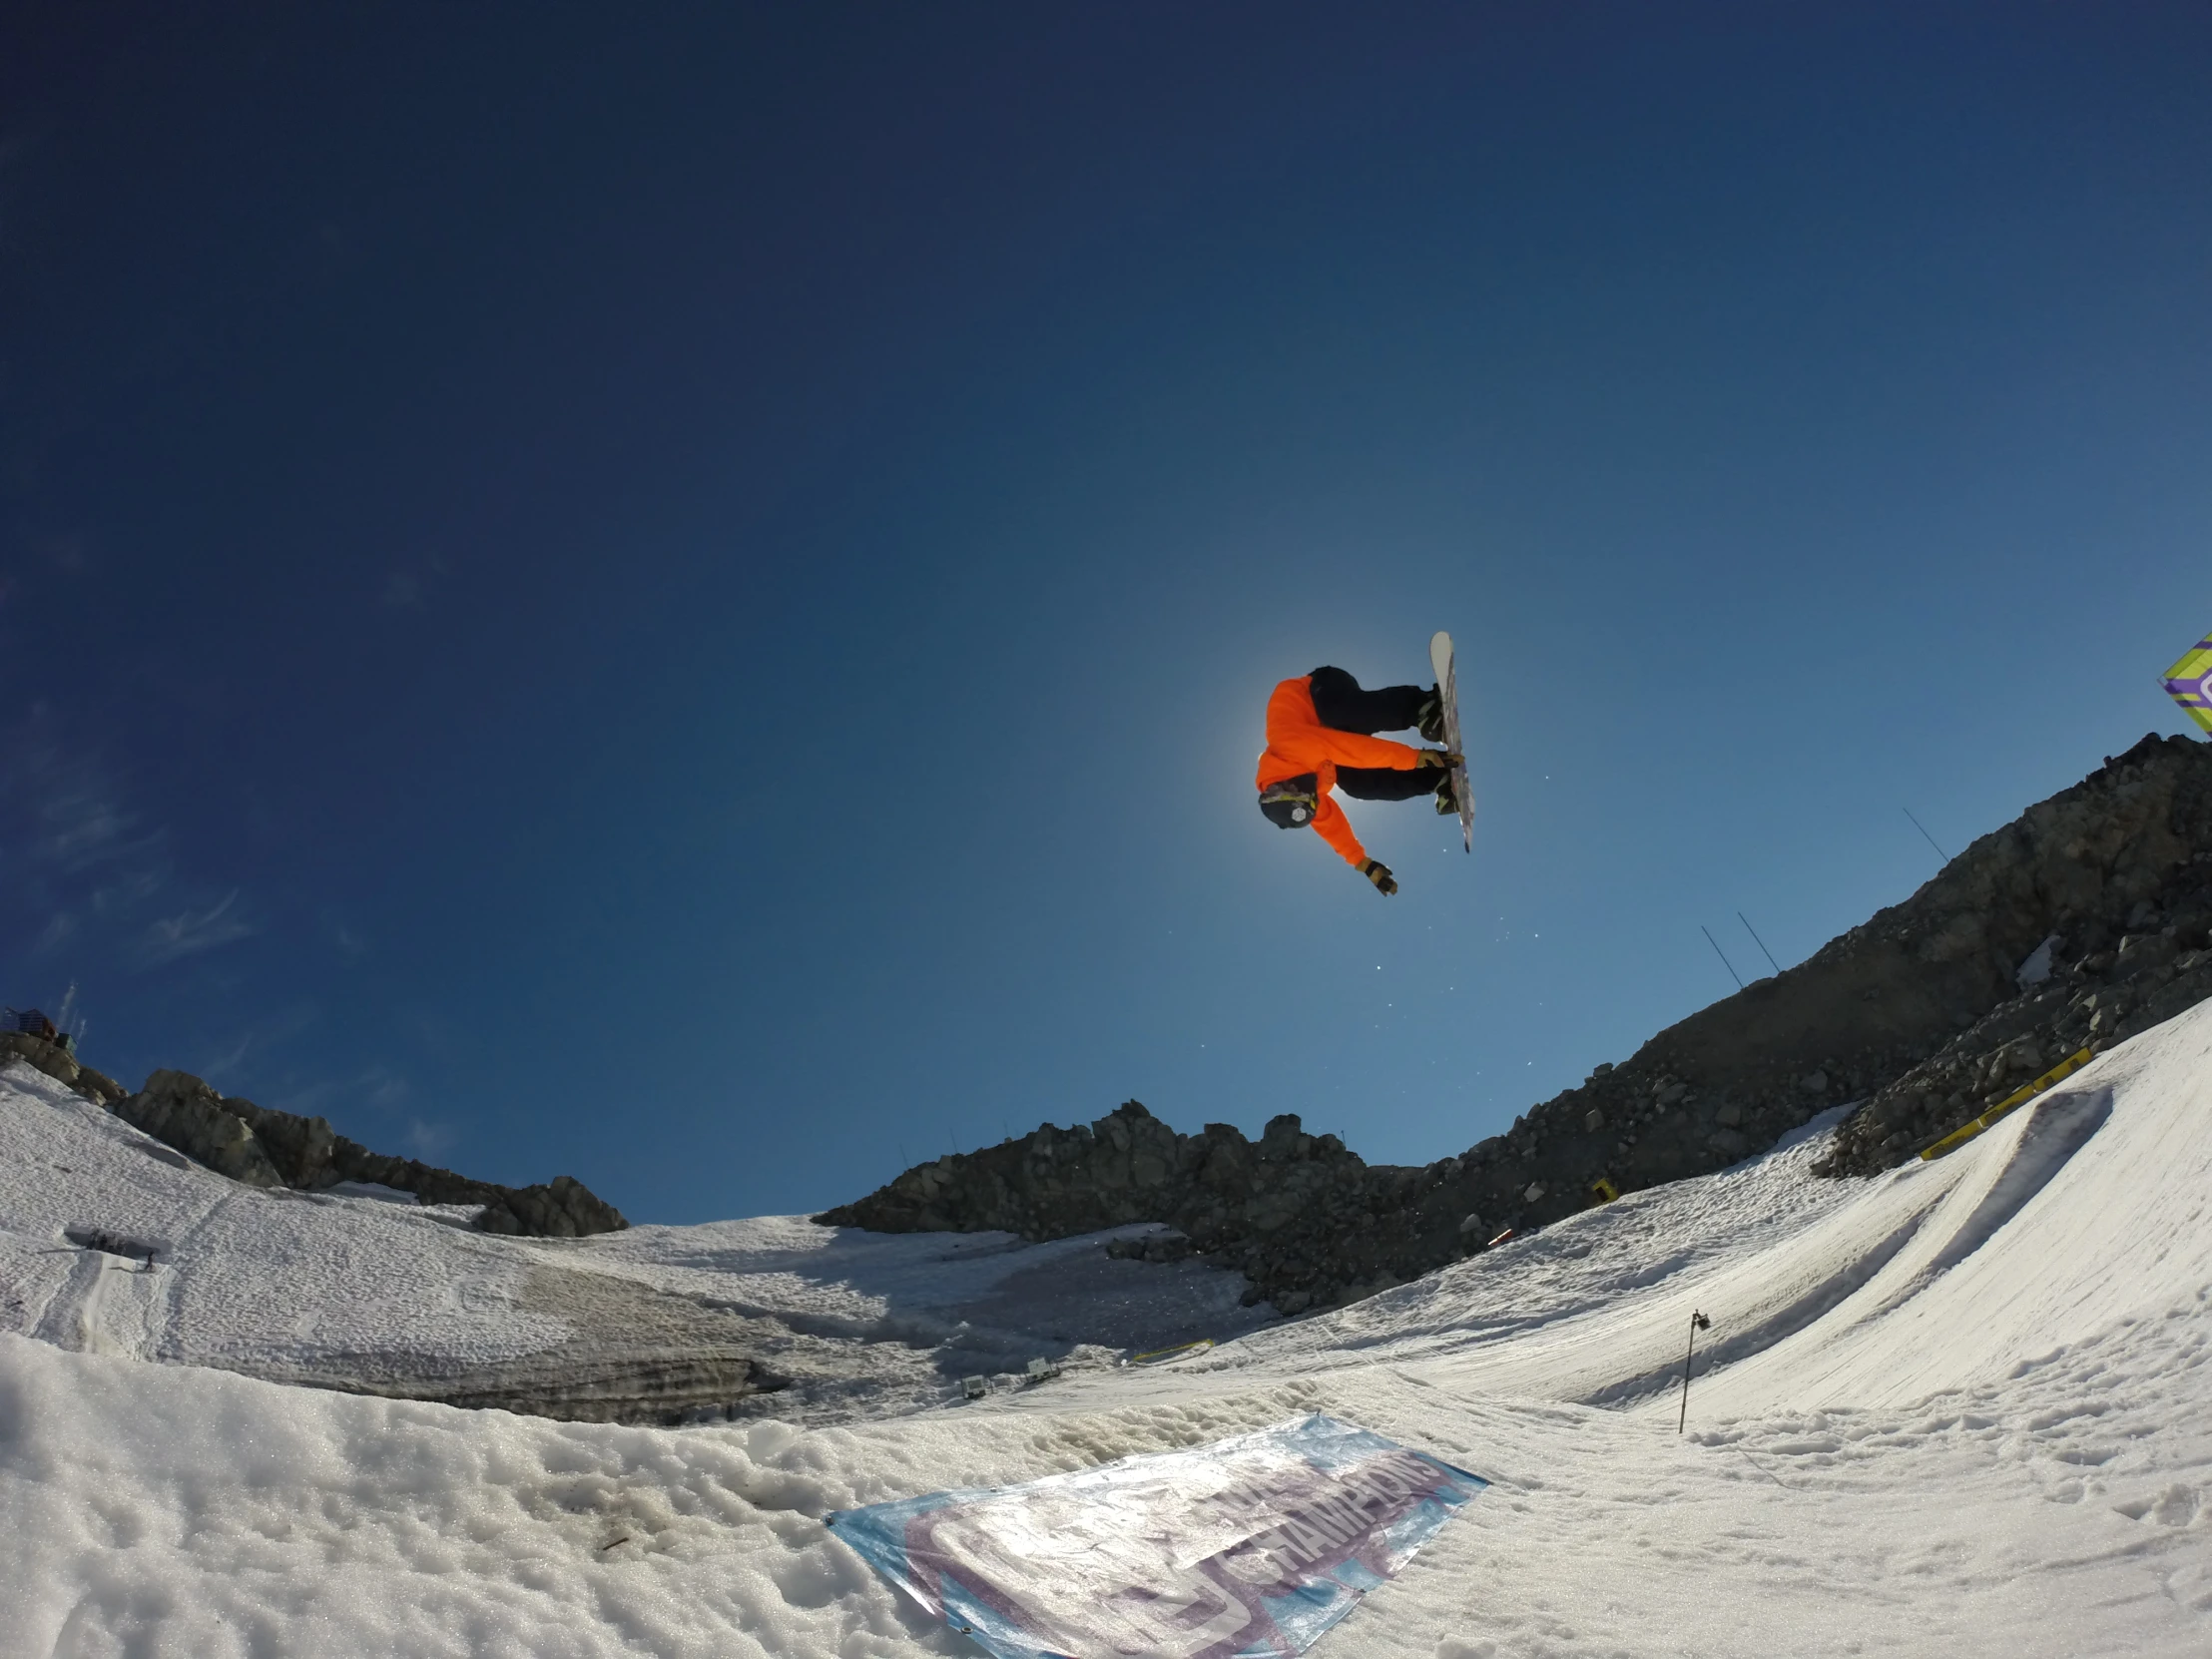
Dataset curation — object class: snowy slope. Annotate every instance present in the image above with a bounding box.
[0,1060,1267,1418]
[4,1000,2211,1657]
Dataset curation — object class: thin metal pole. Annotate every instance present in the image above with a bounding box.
[1738,912,1782,976]
[1903,808,1950,863]
[1701,926,1744,989]
[1678,1310,1710,1433]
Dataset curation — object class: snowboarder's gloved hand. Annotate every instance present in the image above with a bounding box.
[1360,858,1397,895]
[1413,749,1462,770]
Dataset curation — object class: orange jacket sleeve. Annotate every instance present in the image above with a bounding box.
[1305,728,1423,771]
[1311,791,1369,867]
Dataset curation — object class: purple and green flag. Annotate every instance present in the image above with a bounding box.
[2161,632,2212,735]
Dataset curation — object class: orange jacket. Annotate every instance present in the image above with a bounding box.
[1255,675,1423,866]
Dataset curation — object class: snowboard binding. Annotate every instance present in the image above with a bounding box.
[1416,685,1446,744]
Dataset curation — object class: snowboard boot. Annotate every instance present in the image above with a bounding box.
[1433,774,1459,816]
[1416,685,1446,744]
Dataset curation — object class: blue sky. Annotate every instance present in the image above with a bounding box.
[4,4,2210,1222]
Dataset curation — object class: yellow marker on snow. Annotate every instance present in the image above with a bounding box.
[1127,1338,1215,1366]
[1589,1176,1621,1203]
[1919,1046,2095,1161]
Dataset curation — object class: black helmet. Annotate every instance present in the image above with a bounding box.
[1258,774,1320,830]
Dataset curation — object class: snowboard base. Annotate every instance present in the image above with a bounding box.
[1429,630,1473,851]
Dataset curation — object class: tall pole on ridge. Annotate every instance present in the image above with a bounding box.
[1700,928,1744,989]
[1678,1310,1712,1434]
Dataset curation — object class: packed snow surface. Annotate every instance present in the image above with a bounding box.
[0,1064,1264,1414]
[5,998,2212,1657]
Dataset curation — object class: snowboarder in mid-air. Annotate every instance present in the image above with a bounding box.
[1255,665,1462,894]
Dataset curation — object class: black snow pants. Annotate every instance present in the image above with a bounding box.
[1307,666,1442,803]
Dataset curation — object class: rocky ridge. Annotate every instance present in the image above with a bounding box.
[1815,873,2212,1173]
[0,1038,624,1238]
[820,732,2212,1312]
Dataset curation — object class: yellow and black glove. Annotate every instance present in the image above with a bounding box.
[1413,749,1463,770]
[1360,858,1397,895]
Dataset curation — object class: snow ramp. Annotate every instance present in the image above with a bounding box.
[1695,995,2212,1416]
[1151,998,2212,1423]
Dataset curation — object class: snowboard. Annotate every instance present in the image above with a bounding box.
[1429,630,1473,851]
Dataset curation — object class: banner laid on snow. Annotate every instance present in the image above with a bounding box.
[826,1412,1486,1659]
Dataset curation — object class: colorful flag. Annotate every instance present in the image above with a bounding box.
[2160,632,2212,735]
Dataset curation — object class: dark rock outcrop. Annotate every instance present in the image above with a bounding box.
[114,1069,287,1188]
[2,1035,628,1241]
[107,1068,628,1238]
[823,732,2212,1312]
[0,1030,126,1105]
[1817,897,2212,1171]
[816,1100,1490,1313]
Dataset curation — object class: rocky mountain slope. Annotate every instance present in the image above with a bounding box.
[821,731,2212,1312]
[0,1035,623,1238]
